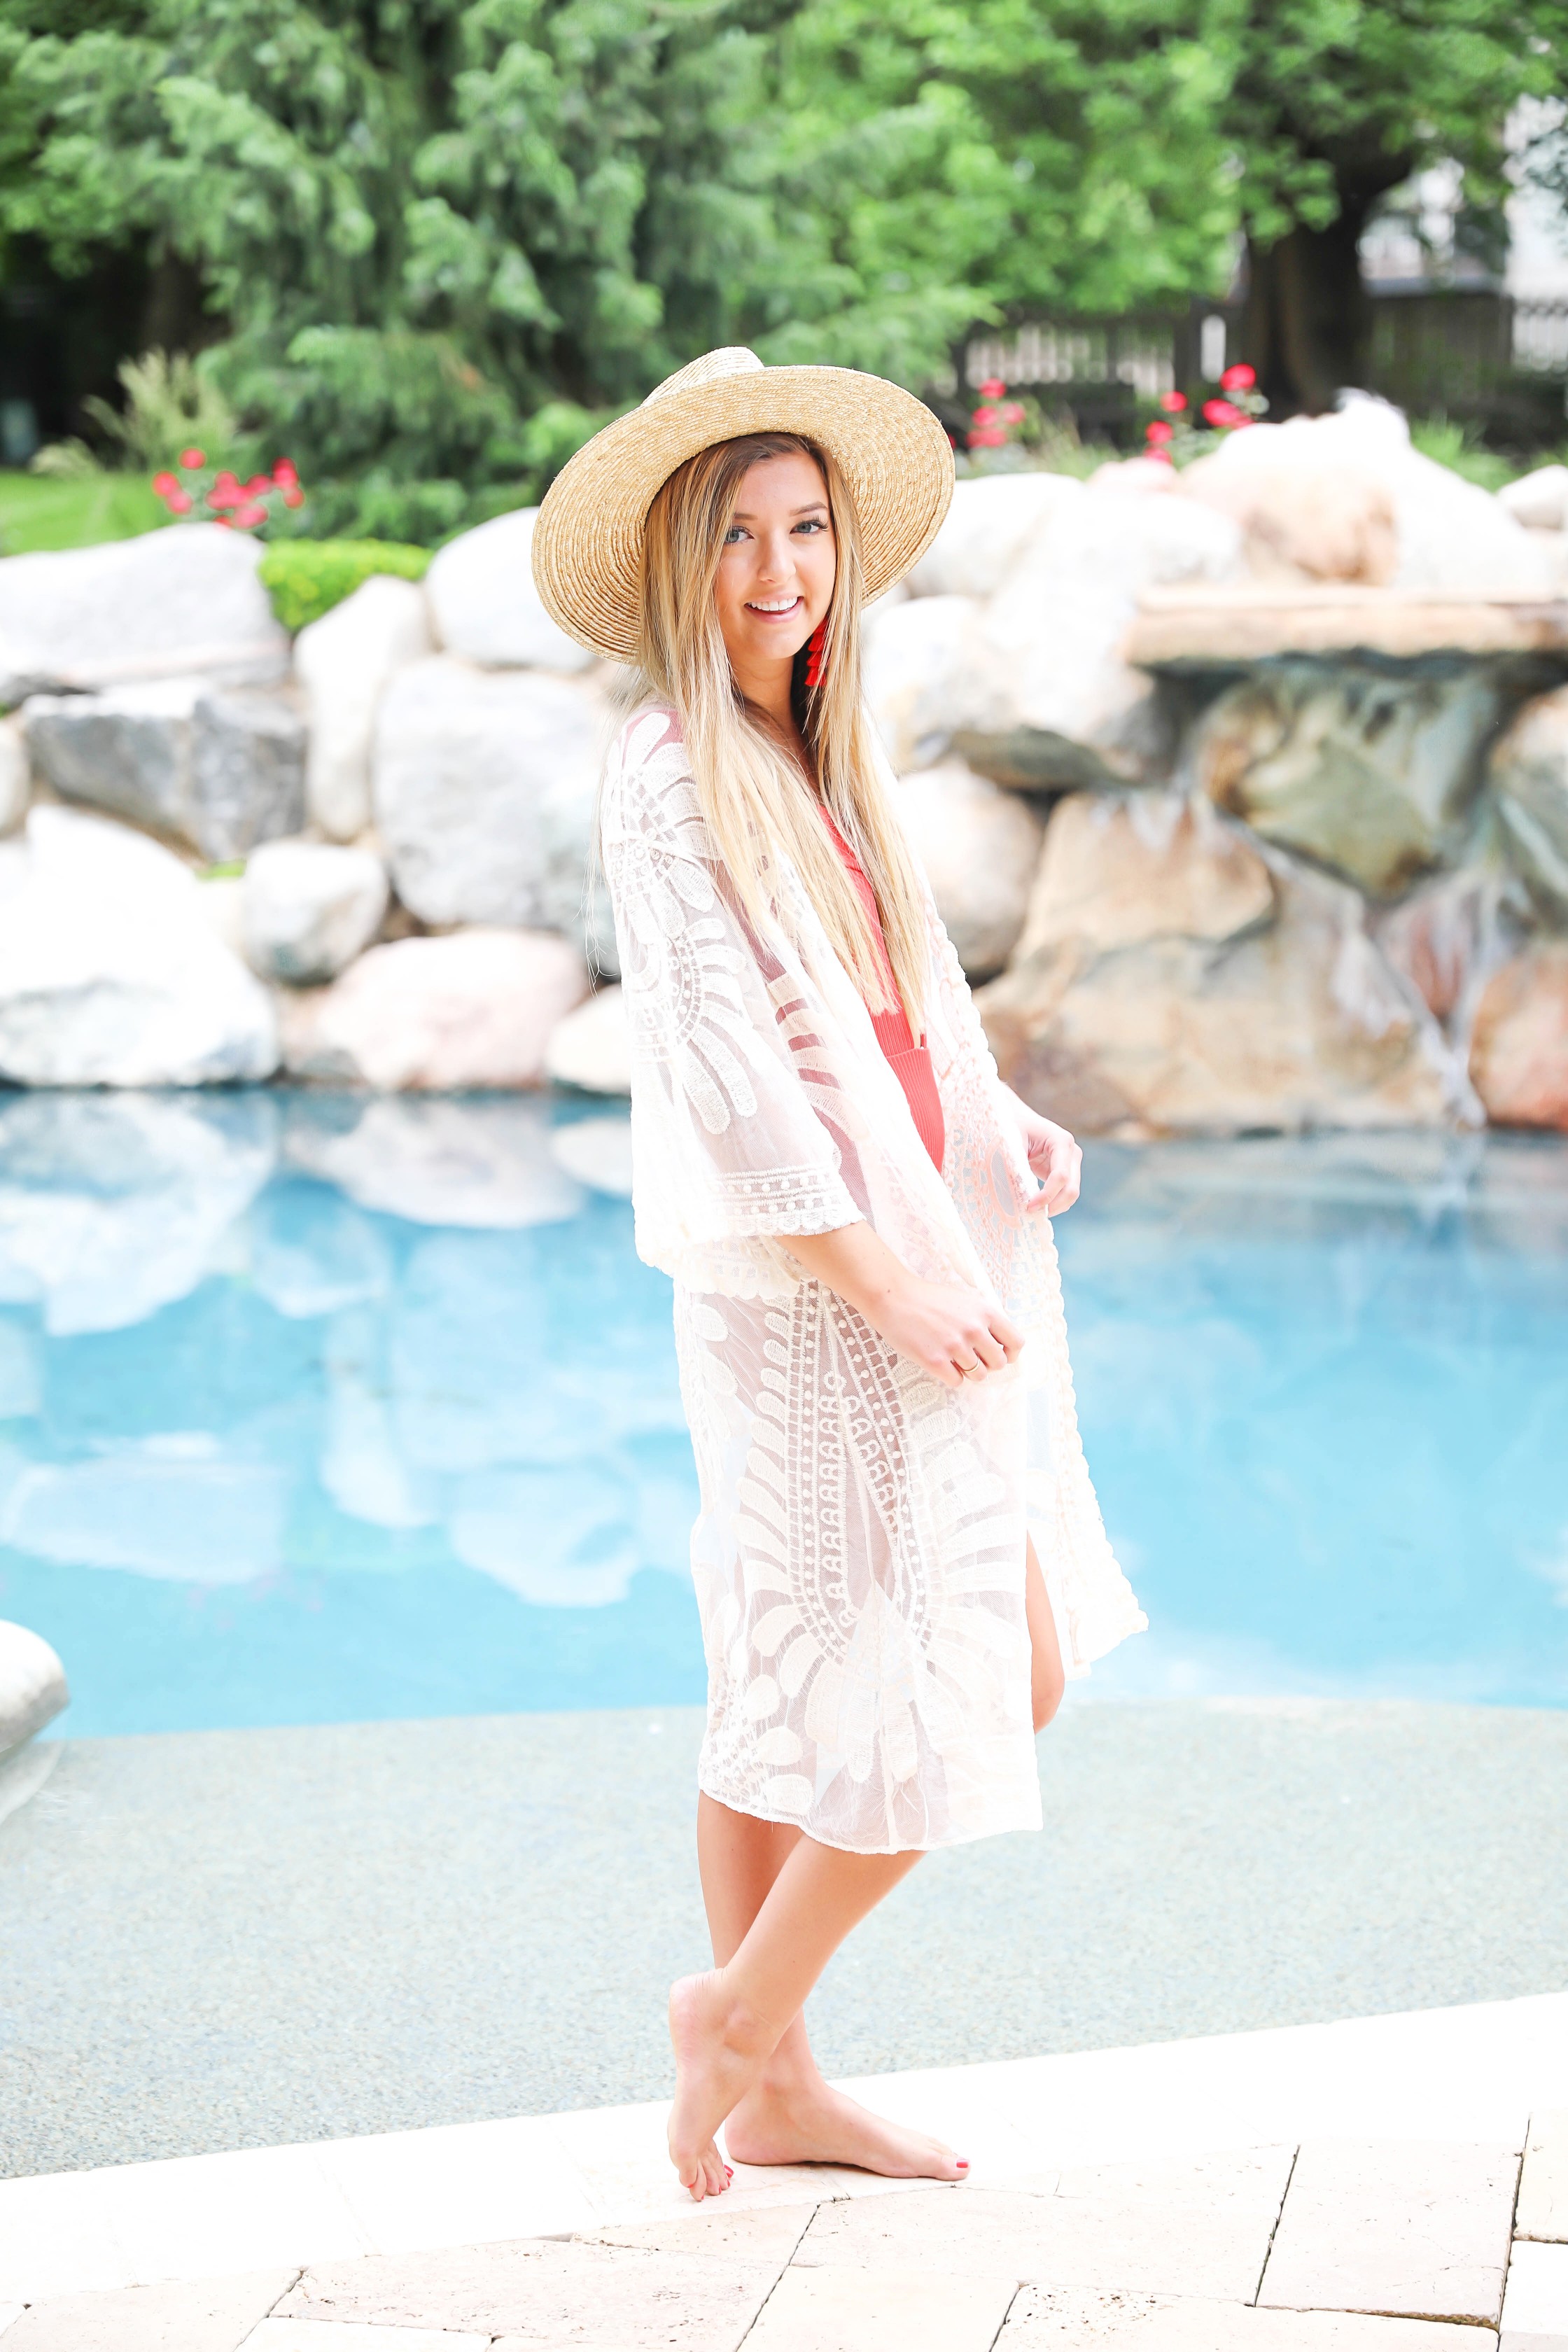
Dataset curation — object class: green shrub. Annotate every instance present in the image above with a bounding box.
[257,539,433,633]
[1408,417,1520,496]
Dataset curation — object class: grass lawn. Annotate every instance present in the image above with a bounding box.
[0,471,167,556]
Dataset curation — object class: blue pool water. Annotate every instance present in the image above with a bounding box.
[1,1091,1564,1735]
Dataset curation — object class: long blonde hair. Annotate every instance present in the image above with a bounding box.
[634,431,927,1028]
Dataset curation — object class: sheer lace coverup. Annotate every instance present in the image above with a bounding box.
[601,705,1144,1856]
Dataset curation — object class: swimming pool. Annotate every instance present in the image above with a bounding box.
[1,1091,1564,1735]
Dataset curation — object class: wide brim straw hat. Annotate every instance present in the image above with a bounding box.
[531,346,954,664]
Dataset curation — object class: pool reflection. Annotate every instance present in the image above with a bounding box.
[0,1096,1564,1731]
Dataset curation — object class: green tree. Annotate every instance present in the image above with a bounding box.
[4,0,822,533]
[770,0,1238,344]
[4,0,1255,526]
[1222,0,1568,414]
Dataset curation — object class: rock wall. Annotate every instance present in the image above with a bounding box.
[1,413,1566,1133]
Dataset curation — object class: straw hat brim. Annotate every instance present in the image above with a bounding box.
[531,364,954,664]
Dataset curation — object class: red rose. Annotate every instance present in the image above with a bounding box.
[1145,419,1175,445]
[978,377,1007,400]
[1203,398,1244,428]
[1158,391,1188,414]
[153,471,178,496]
[233,501,268,528]
[1219,363,1256,393]
[179,447,205,470]
[165,487,193,514]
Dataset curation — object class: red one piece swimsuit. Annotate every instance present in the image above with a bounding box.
[820,810,946,1174]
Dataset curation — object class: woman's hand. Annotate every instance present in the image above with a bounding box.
[782,1222,1023,1391]
[860,1270,1023,1391]
[1002,1087,1083,1217]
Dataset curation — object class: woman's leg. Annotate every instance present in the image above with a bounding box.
[1026,1535,1066,1732]
[673,1544,1061,2199]
[670,1824,939,2195]
[693,1793,969,2183]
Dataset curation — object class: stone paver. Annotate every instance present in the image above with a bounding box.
[795,2148,1292,2298]
[1259,2139,1518,2325]
[580,2204,819,2262]
[1500,2239,1568,2350]
[244,2328,487,2351]
[0,2268,295,2351]
[1520,2113,1568,2242]
[277,2234,783,2348]
[997,2284,1493,2346]
[740,2260,1018,2351]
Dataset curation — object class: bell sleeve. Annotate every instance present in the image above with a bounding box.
[601,708,865,1291]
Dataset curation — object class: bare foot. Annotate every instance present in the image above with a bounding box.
[723,2073,968,2180]
[667,1973,764,2200]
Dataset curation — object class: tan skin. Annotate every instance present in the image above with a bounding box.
[667,449,1079,2200]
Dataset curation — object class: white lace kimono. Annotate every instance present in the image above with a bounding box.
[603,705,1144,1855]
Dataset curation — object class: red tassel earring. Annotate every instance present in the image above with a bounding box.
[804,619,828,690]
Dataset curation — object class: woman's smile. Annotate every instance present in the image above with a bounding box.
[713,447,836,708]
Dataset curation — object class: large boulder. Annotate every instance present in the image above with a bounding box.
[425,507,596,672]
[0,1621,68,1757]
[0,1088,278,1332]
[0,806,279,1087]
[294,575,433,841]
[1486,682,1568,921]
[1191,659,1504,898]
[1373,863,1525,1040]
[284,1095,586,1226]
[1178,455,1396,584]
[1498,464,1568,532]
[979,790,1470,1135]
[904,472,1084,598]
[0,524,288,703]
[1177,400,1558,597]
[187,685,308,862]
[896,758,1046,979]
[866,489,1242,790]
[967,491,1242,789]
[22,678,306,863]
[862,595,980,774]
[280,927,587,1091]
[241,838,389,986]
[545,984,631,1093]
[373,657,606,940]
[0,715,26,835]
[1469,944,1568,1130]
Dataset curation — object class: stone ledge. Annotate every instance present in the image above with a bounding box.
[1128,587,1568,668]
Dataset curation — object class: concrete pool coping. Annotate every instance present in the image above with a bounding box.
[0,1989,1565,2338]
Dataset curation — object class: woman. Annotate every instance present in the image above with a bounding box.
[533,349,1143,2202]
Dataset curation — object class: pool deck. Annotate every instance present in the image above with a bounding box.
[4,1700,1568,2177]
[0,1992,1565,2346]
[4,1697,1567,2344]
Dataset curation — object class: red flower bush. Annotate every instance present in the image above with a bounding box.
[151,450,305,534]
[967,379,1030,455]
